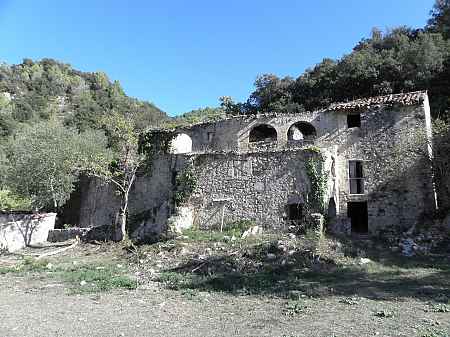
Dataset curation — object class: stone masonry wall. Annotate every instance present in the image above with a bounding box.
[330,103,435,235]
[188,149,331,230]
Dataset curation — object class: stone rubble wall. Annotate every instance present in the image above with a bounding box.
[72,95,437,241]
[331,104,435,235]
[189,149,331,230]
[76,155,185,241]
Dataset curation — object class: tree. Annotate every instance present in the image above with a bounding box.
[6,121,112,211]
[428,0,450,39]
[98,112,144,241]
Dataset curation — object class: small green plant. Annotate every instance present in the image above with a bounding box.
[58,263,137,294]
[224,219,255,237]
[426,303,450,313]
[158,271,194,290]
[283,300,309,316]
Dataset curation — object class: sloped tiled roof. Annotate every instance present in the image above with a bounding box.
[325,91,427,112]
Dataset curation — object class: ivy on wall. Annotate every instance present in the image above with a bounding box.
[173,165,198,207]
[138,129,175,172]
[305,152,328,214]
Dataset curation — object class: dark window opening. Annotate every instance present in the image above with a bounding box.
[207,132,214,142]
[349,160,364,194]
[347,201,368,234]
[249,124,277,143]
[287,203,303,221]
[347,114,361,128]
[287,122,317,141]
[171,171,177,186]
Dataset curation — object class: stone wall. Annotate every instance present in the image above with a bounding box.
[72,92,436,240]
[76,155,178,240]
[330,102,435,235]
[188,149,332,230]
[0,212,56,252]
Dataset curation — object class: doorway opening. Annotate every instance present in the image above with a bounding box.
[286,203,303,223]
[347,201,368,234]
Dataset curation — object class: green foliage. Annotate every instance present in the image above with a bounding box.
[283,300,309,316]
[163,107,225,128]
[427,0,450,39]
[139,129,175,171]
[0,189,32,211]
[0,58,167,136]
[6,121,112,210]
[305,154,327,214]
[224,219,255,236]
[173,166,197,207]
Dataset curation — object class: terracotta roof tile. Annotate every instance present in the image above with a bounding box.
[324,91,427,112]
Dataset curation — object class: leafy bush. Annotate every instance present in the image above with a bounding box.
[0,189,32,211]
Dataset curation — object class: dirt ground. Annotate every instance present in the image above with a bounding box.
[0,234,449,337]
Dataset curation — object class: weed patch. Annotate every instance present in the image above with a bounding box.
[0,257,136,293]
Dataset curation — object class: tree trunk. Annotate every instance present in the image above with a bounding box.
[114,192,128,241]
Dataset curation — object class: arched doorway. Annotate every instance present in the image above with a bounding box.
[287,122,316,142]
[249,124,277,143]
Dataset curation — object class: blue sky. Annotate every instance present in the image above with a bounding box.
[0,0,435,116]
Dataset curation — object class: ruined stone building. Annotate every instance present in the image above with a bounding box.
[69,91,436,239]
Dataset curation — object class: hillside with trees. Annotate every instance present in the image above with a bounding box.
[0,58,167,136]
[220,1,450,120]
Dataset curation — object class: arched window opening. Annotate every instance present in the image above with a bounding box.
[287,122,316,142]
[249,124,277,143]
[170,133,192,154]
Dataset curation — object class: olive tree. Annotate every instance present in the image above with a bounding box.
[6,121,112,211]
[97,112,145,241]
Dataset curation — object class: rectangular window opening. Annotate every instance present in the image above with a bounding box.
[347,114,361,128]
[347,201,368,234]
[349,160,365,194]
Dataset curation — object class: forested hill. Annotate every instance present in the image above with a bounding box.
[0,58,167,136]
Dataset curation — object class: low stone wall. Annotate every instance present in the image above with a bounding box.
[47,227,92,242]
[0,212,56,252]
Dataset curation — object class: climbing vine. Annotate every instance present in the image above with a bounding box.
[138,129,176,172]
[173,166,198,207]
[305,153,328,214]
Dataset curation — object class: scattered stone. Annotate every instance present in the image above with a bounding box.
[241,225,263,239]
[80,280,87,286]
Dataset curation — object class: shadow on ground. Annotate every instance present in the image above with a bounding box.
[156,234,450,302]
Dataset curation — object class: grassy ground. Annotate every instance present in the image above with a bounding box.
[0,242,137,294]
[0,229,449,336]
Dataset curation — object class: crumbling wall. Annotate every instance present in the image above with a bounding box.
[189,149,330,229]
[78,155,175,233]
[331,103,436,235]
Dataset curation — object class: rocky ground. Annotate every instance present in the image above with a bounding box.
[0,231,449,337]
